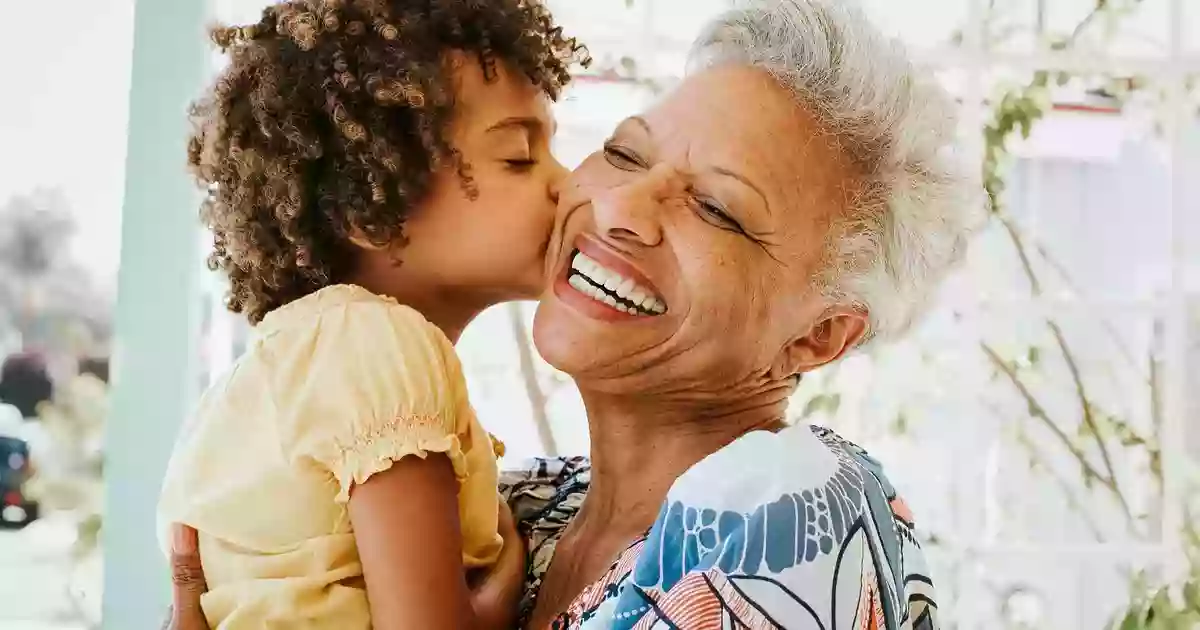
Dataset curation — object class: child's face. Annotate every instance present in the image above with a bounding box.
[390,53,566,304]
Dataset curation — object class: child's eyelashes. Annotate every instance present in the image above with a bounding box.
[504,158,537,172]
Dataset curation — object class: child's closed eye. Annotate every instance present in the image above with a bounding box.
[504,158,537,172]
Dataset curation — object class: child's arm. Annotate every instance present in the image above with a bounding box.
[161,510,524,630]
[276,299,523,628]
[350,452,516,630]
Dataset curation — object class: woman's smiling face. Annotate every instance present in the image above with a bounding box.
[533,64,869,401]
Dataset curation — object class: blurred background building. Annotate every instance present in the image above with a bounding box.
[0,0,1197,628]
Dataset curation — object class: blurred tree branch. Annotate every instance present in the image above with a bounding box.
[975,1,1197,625]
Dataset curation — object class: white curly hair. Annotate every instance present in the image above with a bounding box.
[688,0,985,347]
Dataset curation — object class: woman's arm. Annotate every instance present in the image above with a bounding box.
[349,453,521,630]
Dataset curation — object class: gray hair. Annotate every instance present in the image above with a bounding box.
[688,0,984,346]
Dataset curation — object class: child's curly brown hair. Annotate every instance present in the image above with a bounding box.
[188,0,588,323]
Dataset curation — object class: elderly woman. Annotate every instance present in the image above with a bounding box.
[169,0,978,628]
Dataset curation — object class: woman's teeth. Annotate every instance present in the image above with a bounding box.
[568,252,666,316]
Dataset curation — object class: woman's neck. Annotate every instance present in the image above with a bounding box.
[524,385,792,629]
[571,389,788,542]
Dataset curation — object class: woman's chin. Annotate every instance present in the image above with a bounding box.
[531,288,656,378]
[530,297,596,374]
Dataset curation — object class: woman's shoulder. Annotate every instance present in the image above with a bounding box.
[499,457,592,623]
[499,456,591,528]
[666,423,914,522]
[670,423,862,505]
[563,425,939,629]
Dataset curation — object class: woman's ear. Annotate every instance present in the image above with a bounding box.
[771,306,868,378]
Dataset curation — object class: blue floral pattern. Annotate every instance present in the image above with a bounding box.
[500,425,937,630]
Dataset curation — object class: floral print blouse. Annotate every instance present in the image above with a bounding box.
[499,424,938,630]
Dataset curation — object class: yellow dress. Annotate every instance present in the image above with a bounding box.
[158,284,503,629]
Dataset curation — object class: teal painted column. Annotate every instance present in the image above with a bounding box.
[103,0,208,627]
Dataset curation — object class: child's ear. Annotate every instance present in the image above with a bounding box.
[348,227,387,251]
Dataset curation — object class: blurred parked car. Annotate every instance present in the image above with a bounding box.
[0,404,38,527]
[0,353,54,418]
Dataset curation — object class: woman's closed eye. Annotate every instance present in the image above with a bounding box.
[603,141,758,241]
[690,193,747,235]
[602,142,645,171]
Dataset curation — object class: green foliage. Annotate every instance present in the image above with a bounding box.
[983,71,1052,216]
[1110,570,1200,630]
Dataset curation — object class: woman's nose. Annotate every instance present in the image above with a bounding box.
[592,164,677,247]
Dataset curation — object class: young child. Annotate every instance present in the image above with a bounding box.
[157,1,586,628]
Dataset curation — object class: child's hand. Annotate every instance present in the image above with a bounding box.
[470,502,527,629]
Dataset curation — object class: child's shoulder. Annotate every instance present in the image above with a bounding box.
[258,284,442,341]
[249,284,458,375]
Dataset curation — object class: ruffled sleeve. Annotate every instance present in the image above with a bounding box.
[269,293,468,503]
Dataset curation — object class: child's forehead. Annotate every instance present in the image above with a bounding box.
[447,53,555,133]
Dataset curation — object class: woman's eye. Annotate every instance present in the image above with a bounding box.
[693,196,744,233]
[602,143,643,171]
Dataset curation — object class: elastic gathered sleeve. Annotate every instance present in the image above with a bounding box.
[271,298,467,503]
